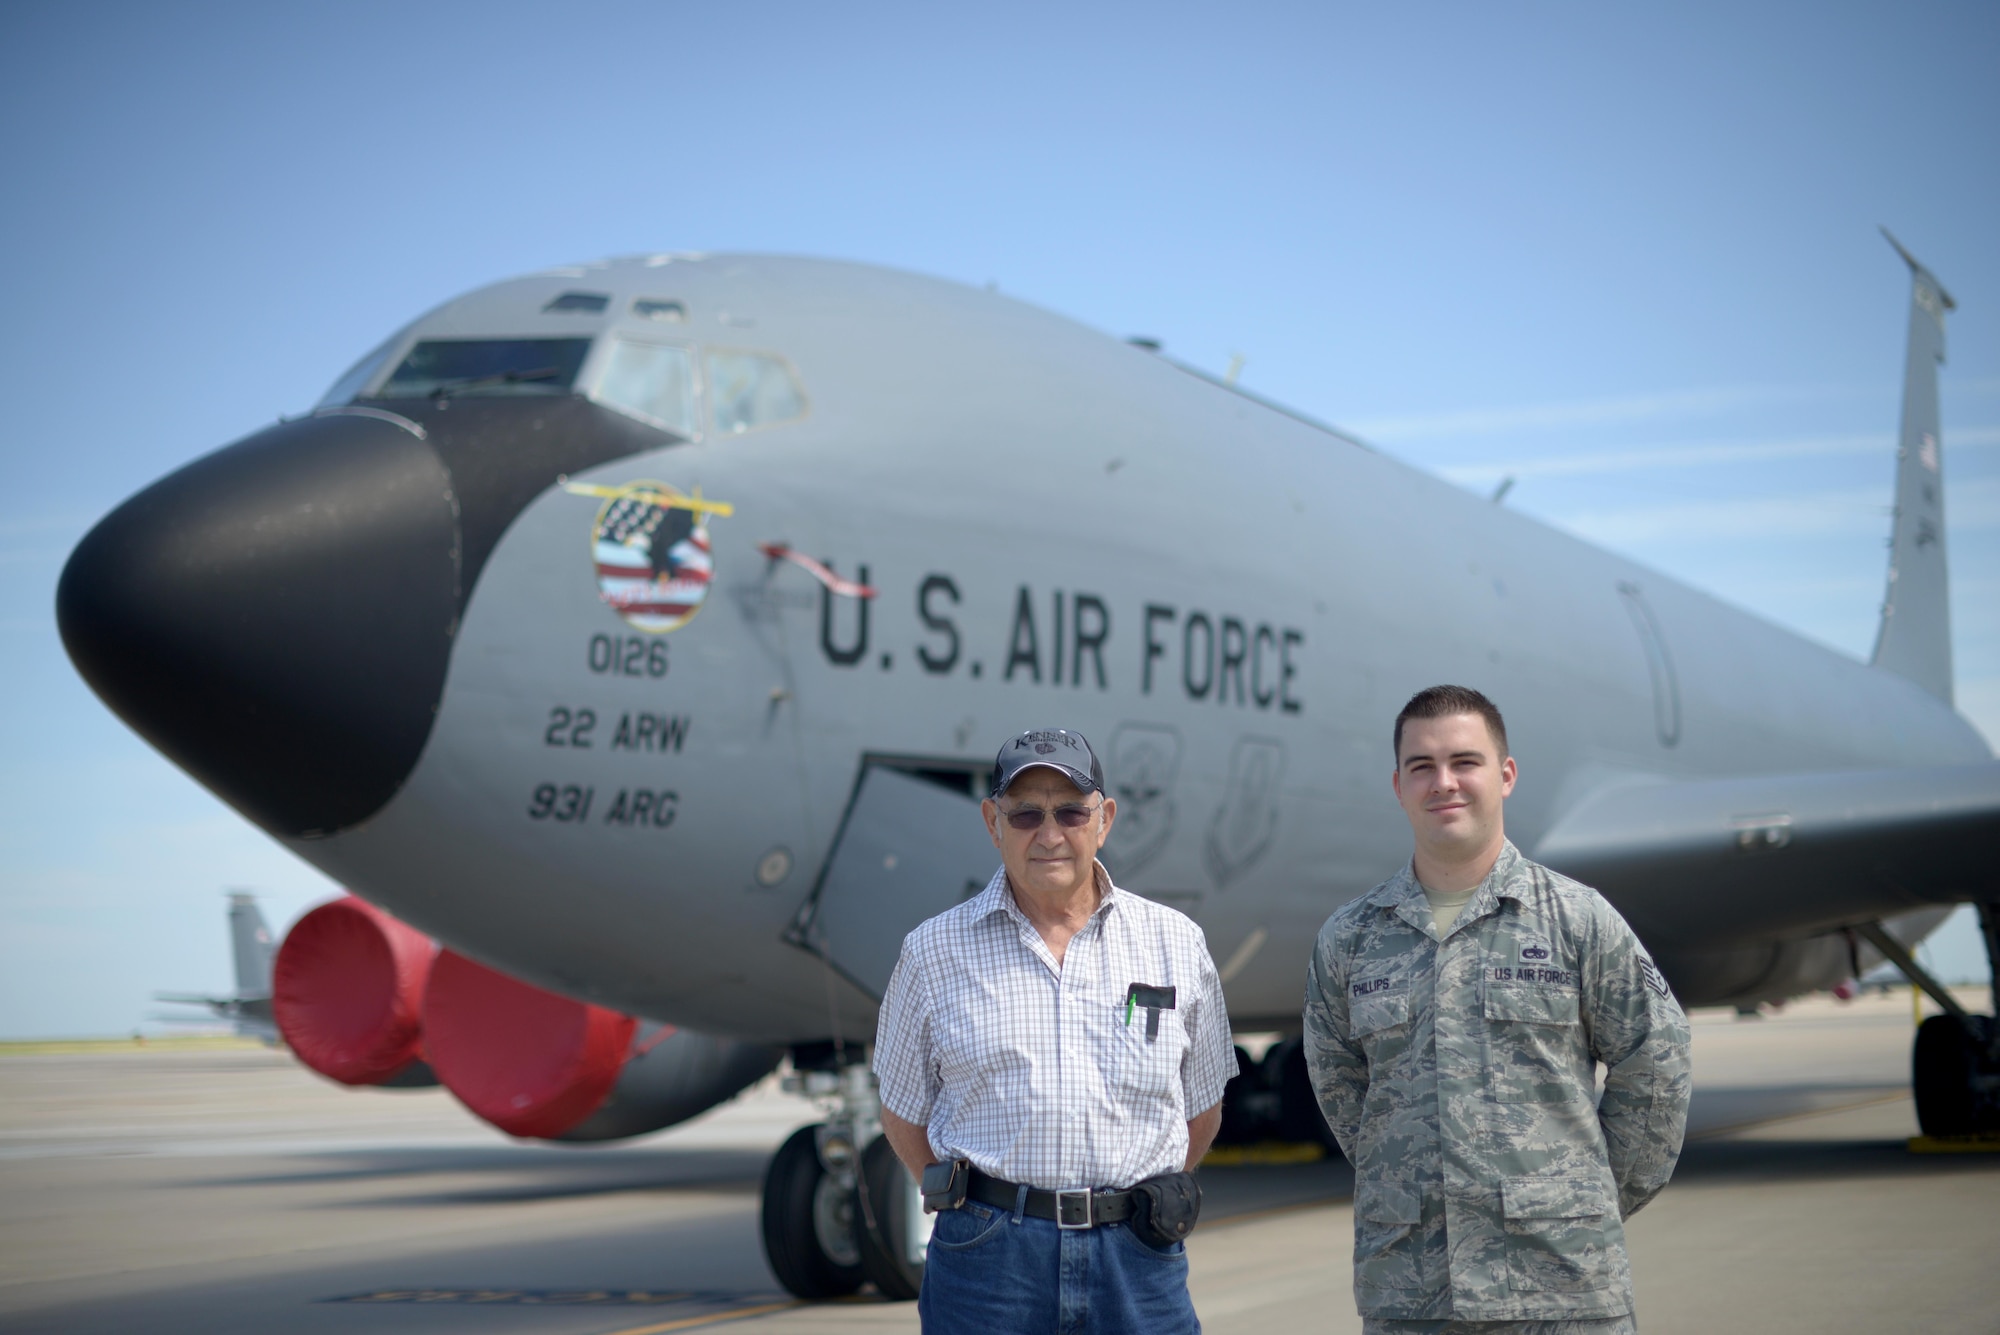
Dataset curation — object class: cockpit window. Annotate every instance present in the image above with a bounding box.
[708,350,806,434]
[544,291,610,313]
[375,339,592,399]
[316,328,409,407]
[632,298,686,322]
[593,338,694,434]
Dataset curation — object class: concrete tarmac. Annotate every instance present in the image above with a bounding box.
[2,990,1996,1335]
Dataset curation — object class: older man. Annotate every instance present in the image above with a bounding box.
[1304,686,1691,1335]
[873,727,1237,1334]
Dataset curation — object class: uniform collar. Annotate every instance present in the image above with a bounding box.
[1382,840,1526,938]
[976,860,1121,927]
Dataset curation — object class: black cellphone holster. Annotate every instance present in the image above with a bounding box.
[921,1157,971,1213]
[1129,1170,1202,1245]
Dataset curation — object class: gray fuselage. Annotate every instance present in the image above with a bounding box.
[256,255,1985,1039]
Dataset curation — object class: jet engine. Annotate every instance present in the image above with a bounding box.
[272,893,439,1086]
[421,948,781,1141]
[272,894,779,1135]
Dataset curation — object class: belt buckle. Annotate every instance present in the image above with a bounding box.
[1055,1188,1093,1229]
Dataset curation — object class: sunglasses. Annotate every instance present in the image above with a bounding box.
[998,801,1100,831]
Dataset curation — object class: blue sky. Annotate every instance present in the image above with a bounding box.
[3,2,1996,1036]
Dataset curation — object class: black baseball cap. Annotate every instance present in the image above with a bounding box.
[989,728,1105,799]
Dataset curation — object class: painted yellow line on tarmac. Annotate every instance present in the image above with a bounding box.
[1908,1133,2000,1154]
[1202,1140,1327,1166]
[597,1299,803,1334]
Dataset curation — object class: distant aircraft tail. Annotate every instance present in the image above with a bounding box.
[227,891,276,999]
[1870,229,1956,703]
[154,891,278,1041]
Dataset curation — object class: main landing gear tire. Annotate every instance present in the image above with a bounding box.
[761,1124,864,1299]
[1213,1037,1344,1152]
[854,1135,925,1301]
[1913,1014,2000,1137]
[1269,1036,1343,1152]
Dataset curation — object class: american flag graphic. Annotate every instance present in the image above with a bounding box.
[591,488,714,632]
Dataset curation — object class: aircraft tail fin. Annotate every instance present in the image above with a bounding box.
[1870,228,1956,703]
[151,893,279,1041]
[227,891,277,1000]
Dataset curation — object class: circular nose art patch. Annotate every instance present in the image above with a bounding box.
[566,480,735,633]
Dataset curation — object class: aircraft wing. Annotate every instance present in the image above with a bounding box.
[1533,761,2000,951]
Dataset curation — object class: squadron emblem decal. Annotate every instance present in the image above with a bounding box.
[565,480,734,633]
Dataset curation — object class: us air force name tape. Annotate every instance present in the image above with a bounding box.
[990,728,1105,798]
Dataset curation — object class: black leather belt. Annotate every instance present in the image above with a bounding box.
[967,1168,1138,1229]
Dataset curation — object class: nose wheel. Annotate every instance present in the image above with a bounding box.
[853,1132,926,1300]
[760,1124,864,1298]
[761,1057,928,1301]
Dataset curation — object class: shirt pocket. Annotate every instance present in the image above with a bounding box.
[1108,996,1188,1101]
[1483,986,1583,1103]
[1352,1177,1426,1291]
[1500,1175,1621,1293]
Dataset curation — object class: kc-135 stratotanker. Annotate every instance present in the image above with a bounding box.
[57,236,2000,1299]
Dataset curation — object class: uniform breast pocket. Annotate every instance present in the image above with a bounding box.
[1484,986,1584,1103]
[1352,989,1411,1037]
[1349,985,1413,1067]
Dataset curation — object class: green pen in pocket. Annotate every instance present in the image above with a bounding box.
[1124,983,1178,1039]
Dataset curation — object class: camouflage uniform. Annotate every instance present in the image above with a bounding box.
[1304,842,1690,1327]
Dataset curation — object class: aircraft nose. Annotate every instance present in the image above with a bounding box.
[56,411,461,838]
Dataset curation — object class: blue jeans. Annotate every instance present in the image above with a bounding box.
[919,1199,1199,1335]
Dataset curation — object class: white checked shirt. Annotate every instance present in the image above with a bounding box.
[873,862,1237,1190]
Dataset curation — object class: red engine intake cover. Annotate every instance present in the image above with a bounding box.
[272,895,435,1085]
[422,950,638,1139]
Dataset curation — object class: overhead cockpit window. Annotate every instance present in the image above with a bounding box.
[375,338,592,399]
[708,351,806,434]
[544,291,610,314]
[593,338,694,434]
[632,298,686,322]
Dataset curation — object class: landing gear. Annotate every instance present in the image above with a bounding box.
[1914,1014,2000,1136]
[1855,916,2000,1138]
[760,1125,864,1298]
[761,1051,928,1301]
[1216,1044,1277,1144]
[1213,1036,1342,1152]
[854,1134,925,1300]
[1269,1037,1343,1151]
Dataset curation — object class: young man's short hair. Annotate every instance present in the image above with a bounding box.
[1393,684,1509,759]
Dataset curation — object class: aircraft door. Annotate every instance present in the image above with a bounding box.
[1618,581,1682,748]
[786,763,996,999]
